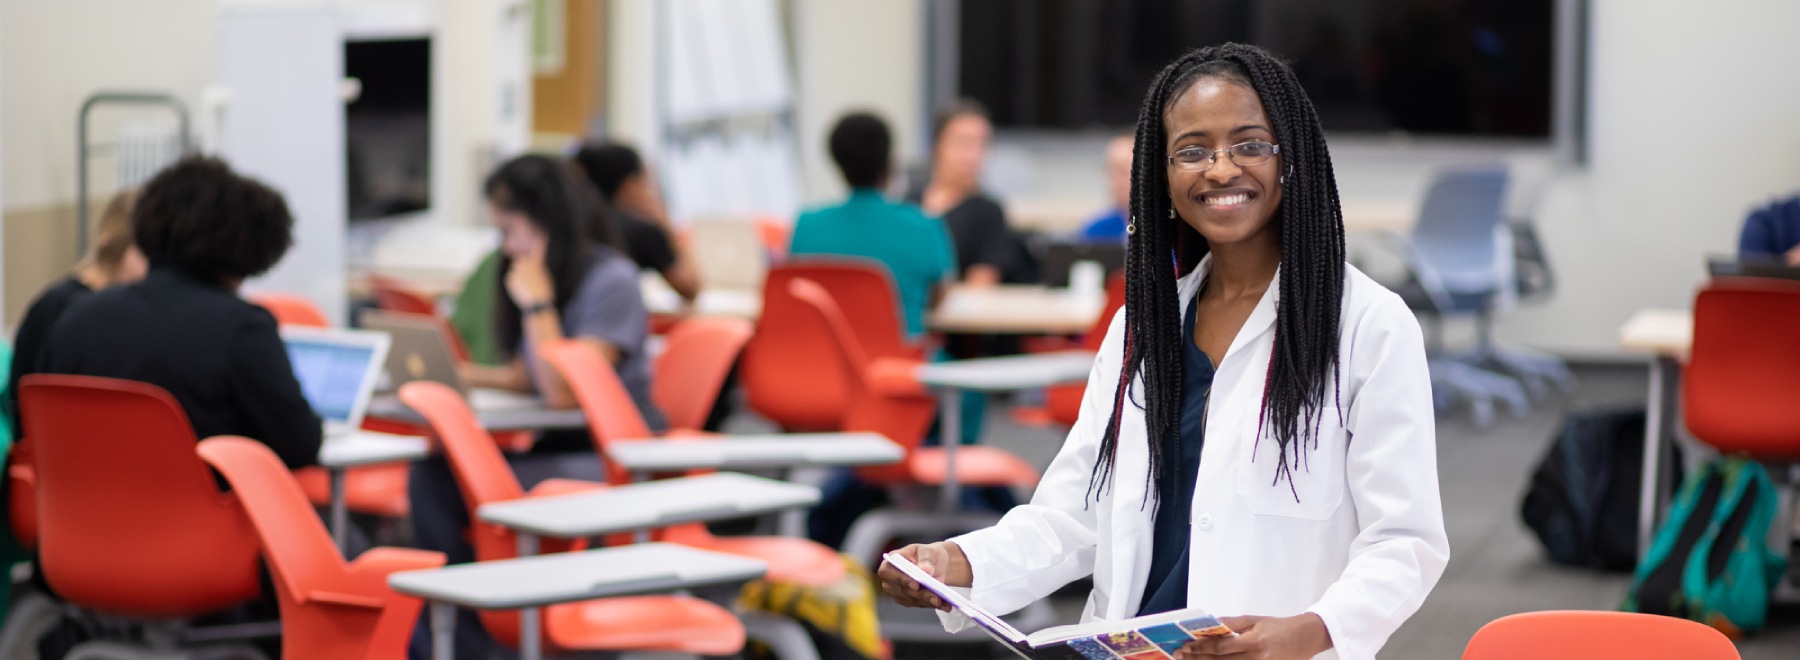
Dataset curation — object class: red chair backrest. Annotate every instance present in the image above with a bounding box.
[1462,610,1738,659]
[368,275,438,315]
[19,375,262,617]
[7,437,38,549]
[1685,277,1800,458]
[784,279,936,473]
[250,293,331,328]
[654,317,754,433]
[742,260,915,431]
[538,340,643,486]
[396,381,550,648]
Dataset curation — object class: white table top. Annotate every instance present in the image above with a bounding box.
[318,431,431,469]
[367,395,588,432]
[1618,308,1693,357]
[477,472,820,539]
[607,433,902,472]
[928,286,1106,335]
[915,350,1097,392]
[386,542,767,610]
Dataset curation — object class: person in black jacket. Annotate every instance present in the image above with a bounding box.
[7,188,147,431]
[38,156,321,470]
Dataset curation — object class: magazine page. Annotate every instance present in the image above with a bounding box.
[882,553,1029,644]
[1027,607,1230,646]
[1057,615,1234,660]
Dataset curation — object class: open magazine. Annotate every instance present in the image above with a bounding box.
[883,553,1233,660]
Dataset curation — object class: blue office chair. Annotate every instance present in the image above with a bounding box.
[1384,165,1573,425]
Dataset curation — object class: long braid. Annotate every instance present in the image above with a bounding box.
[1087,43,1345,507]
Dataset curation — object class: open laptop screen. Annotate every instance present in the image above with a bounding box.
[285,338,380,425]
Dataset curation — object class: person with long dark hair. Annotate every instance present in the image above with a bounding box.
[409,154,662,658]
[877,44,1447,660]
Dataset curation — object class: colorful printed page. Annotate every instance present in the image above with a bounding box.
[882,553,1234,659]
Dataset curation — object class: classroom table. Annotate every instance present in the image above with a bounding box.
[365,394,587,432]
[606,432,903,536]
[475,472,817,659]
[316,431,431,550]
[913,350,1097,510]
[387,543,768,660]
[927,285,1106,335]
[1617,307,1694,560]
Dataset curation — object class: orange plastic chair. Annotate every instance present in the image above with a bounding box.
[7,437,38,550]
[18,375,263,617]
[653,316,754,433]
[755,216,791,261]
[539,339,847,586]
[397,381,745,655]
[250,293,331,328]
[1044,271,1127,427]
[1685,277,1800,459]
[741,260,924,432]
[367,274,438,316]
[1463,610,1739,659]
[785,279,1040,489]
[197,436,445,660]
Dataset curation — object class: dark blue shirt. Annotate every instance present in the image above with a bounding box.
[1740,195,1800,262]
[1137,296,1215,616]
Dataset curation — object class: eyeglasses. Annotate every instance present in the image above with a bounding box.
[1166,140,1280,173]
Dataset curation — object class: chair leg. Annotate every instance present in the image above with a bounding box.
[0,589,63,659]
[740,610,821,660]
[841,508,1002,570]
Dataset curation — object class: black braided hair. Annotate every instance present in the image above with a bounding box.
[1086,43,1346,506]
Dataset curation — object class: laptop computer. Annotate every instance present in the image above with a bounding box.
[360,309,541,410]
[1037,240,1125,288]
[281,326,391,438]
[1705,255,1800,282]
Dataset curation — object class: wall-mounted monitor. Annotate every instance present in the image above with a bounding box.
[955,0,1569,141]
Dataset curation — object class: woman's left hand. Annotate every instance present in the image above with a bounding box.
[1176,614,1332,660]
[505,252,555,309]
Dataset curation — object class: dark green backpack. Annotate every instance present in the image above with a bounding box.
[1624,458,1787,638]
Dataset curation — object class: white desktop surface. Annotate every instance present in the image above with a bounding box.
[318,431,430,468]
[607,433,902,472]
[476,472,820,538]
[914,350,1097,393]
[387,543,767,610]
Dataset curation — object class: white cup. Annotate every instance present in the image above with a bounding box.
[1069,260,1105,296]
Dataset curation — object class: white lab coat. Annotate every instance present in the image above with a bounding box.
[939,257,1449,660]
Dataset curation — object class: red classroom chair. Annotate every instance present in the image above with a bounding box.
[397,381,746,655]
[197,436,444,660]
[1462,610,1738,660]
[653,316,754,433]
[540,338,847,587]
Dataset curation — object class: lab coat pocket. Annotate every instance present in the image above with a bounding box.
[1233,407,1347,520]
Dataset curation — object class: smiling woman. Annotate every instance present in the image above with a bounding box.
[878,43,1449,660]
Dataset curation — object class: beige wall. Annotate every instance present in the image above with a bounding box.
[789,0,924,205]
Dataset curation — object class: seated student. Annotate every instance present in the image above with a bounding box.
[408,154,662,658]
[908,100,1028,287]
[1079,133,1136,243]
[1739,194,1800,265]
[791,111,955,338]
[38,158,321,469]
[7,189,146,429]
[573,141,701,300]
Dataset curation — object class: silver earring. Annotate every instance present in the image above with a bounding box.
[1167,208,1175,219]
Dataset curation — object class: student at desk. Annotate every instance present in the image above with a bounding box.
[7,188,146,429]
[1739,194,1800,265]
[38,157,321,470]
[878,44,1448,660]
[573,141,701,301]
[790,111,955,338]
[1079,133,1136,243]
[408,154,664,658]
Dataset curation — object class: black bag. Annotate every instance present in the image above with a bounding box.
[1520,408,1676,571]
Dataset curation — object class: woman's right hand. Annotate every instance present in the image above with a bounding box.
[877,542,972,612]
